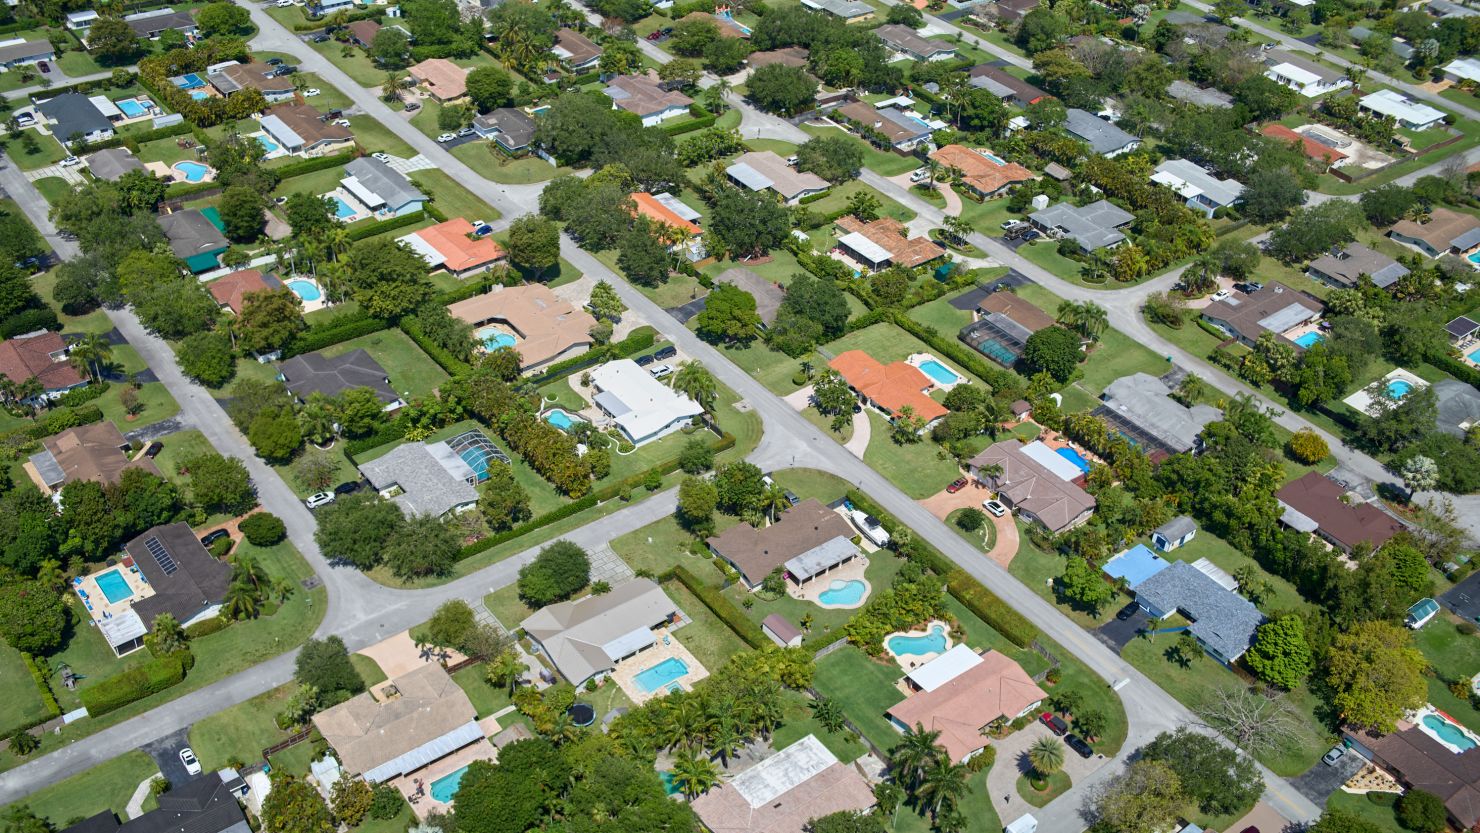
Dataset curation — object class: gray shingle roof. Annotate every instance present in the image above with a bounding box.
[85,147,146,182]
[1029,199,1133,251]
[1435,380,1480,438]
[1306,243,1410,289]
[1165,80,1235,108]
[1095,372,1222,455]
[37,93,112,144]
[277,348,399,404]
[1063,108,1138,155]
[1134,560,1264,661]
[1154,515,1197,542]
[0,39,53,64]
[343,156,426,210]
[157,209,228,260]
[359,442,479,517]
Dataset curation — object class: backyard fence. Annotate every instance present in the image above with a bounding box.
[812,637,849,661]
[261,726,312,760]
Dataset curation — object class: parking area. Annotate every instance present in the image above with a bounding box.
[1289,747,1364,804]
[1094,606,1147,652]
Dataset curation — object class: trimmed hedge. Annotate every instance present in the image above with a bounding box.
[184,616,231,639]
[80,652,189,717]
[1430,351,1480,391]
[670,566,768,648]
[888,311,1021,394]
[55,381,108,408]
[400,318,471,376]
[346,210,429,242]
[284,312,390,358]
[21,652,60,720]
[525,326,659,387]
[345,422,407,458]
[84,119,192,153]
[663,104,718,137]
[276,150,358,180]
[1196,318,1228,340]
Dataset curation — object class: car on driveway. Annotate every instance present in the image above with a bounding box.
[1040,712,1068,735]
[946,477,968,494]
[36,60,49,73]
[1210,289,1231,303]
[200,529,230,549]
[334,480,362,496]
[303,88,321,97]
[457,126,475,137]
[372,152,392,162]
[306,491,335,509]
[310,32,329,41]
[983,499,1007,517]
[909,168,930,183]
[649,363,673,379]
[1115,601,1140,621]
[436,133,457,143]
[654,345,677,361]
[1322,745,1346,766]
[784,489,799,507]
[179,747,202,776]
[1065,734,1093,758]
[60,156,81,167]
[266,57,284,66]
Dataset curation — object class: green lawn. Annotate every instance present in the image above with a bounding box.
[772,688,871,763]
[909,290,977,337]
[797,179,915,224]
[1017,770,1071,806]
[0,643,51,737]
[451,663,513,719]
[8,131,68,171]
[449,146,570,184]
[813,646,907,754]
[1414,615,1480,736]
[2,751,158,827]
[1167,532,1314,616]
[1012,281,1170,396]
[151,429,218,490]
[663,580,750,671]
[33,176,73,206]
[862,410,962,499]
[350,653,388,689]
[187,683,298,771]
[1009,525,1120,628]
[1326,791,1405,833]
[308,39,388,87]
[415,169,502,222]
[710,339,807,397]
[348,114,416,157]
[720,551,907,645]
[319,328,449,401]
[799,124,921,177]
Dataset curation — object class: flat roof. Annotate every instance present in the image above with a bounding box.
[1103,543,1170,588]
[905,644,984,692]
[1021,440,1085,481]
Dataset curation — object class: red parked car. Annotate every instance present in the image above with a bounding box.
[946,477,968,494]
[1040,712,1068,735]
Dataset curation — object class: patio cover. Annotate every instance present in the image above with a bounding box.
[1278,502,1320,533]
[1021,440,1085,482]
[906,644,984,692]
[1102,544,1169,589]
[727,161,772,191]
[99,608,147,649]
[784,536,860,583]
[602,625,658,661]
[838,231,891,266]
[259,114,304,149]
[342,176,385,209]
[361,720,483,783]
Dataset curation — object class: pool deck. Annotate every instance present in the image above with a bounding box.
[907,352,965,392]
[1341,368,1429,417]
[76,563,155,643]
[883,619,953,672]
[611,627,709,705]
[171,161,217,185]
[286,277,329,314]
[791,557,871,609]
[392,737,498,820]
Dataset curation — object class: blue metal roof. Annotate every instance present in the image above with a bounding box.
[1102,544,1169,589]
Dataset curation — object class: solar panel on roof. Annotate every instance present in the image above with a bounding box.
[144,536,177,575]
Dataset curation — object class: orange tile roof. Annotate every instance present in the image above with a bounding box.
[409,58,468,100]
[930,144,1033,197]
[834,215,944,269]
[1260,124,1348,164]
[886,651,1047,763]
[410,218,506,273]
[632,192,701,235]
[208,268,280,314]
[828,350,948,422]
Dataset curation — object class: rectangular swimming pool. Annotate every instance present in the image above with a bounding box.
[94,569,132,604]
[1055,447,1092,474]
[1293,332,1324,349]
[634,657,689,693]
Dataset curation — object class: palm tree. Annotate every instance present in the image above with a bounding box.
[889,723,942,789]
[1027,736,1065,781]
[799,613,814,632]
[943,215,972,246]
[873,781,905,827]
[69,333,112,382]
[1056,299,1085,333]
[298,394,337,446]
[917,757,969,817]
[811,697,845,733]
[1079,302,1108,341]
[663,697,715,751]
[232,556,267,593]
[1178,373,1207,405]
[761,483,790,524]
[708,718,746,768]
[221,581,259,620]
[487,650,527,695]
[670,750,720,799]
[672,361,717,414]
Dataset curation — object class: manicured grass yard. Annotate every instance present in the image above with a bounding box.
[1009,525,1120,628]
[188,683,298,771]
[449,144,570,184]
[0,643,51,737]
[33,176,73,206]
[1013,281,1169,396]
[813,646,907,754]
[720,552,907,645]
[348,114,416,157]
[415,169,503,222]
[798,179,916,224]
[3,751,158,827]
[9,131,69,171]
[350,652,389,689]
[772,688,870,763]
[151,429,217,490]
[862,410,962,499]
[1168,532,1315,616]
[1414,615,1480,736]
[1326,791,1405,833]
[710,339,807,397]
[319,328,449,400]
[663,580,750,671]
[452,663,513,719]
[800,124,921,177]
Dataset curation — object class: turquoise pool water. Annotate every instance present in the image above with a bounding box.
[287,279,322,302]
[1469,252,1480,265]
[256,134,280,154]
[1387,379,1414,399]
[174,161,210,182]
[1056,447,1091,474]
[176,73,205,89]
[984,152,1007,165]
[332,197,356,220]
[1468,347,1480,363]
[429,765,469,803]
[545,409,584,431]
[189,90,208,101]
[918,359,960,385]
[477,326,516,351]
[888,623,947,656]
[659,771,681,795]
[94,570,131,604]
[634,657,689,693]
[1293,332,1325,348]
[818,578,867,606]
[116,98,150,118]
[1422,713,1478,751]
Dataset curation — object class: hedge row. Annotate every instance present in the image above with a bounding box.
[844,489,1038,648]
[183,616,231,639]
[664,105,718,137]
[670,565,768,648]
[887,311,1021,394]
[80,651,190,717]
[345,421,407,458]
[1195,318,1228,340]
[84,119,192,153]
[283,312,389,358]
[0,404,104,455]
[525,326,659,387]
[0,17,43,35]
[55,381,108,408]
[290,5,385,30]
[346,209,429,242]
[21,652,60,719]
[1430,350,1480,392]
[399,318,471,377]
[276,150,358,180]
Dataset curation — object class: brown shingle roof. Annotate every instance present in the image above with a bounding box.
[346,19,381,45]
[706,499,855,585]
[1391,207,1480,253]
[713,267,782,326]
[0,331,84,392]
[605,72,692,118]
[1350,725,1480,829]
[554,29,603,65]
[312,663,477,778]
[262,103,353,149]
[748,47,808,68]
[1276,471,1403,551]
[1200,280,1323,345]
[978,292,1055,331]
[835,215,944,268]
[216,61,293,95]
[37,421,161,489]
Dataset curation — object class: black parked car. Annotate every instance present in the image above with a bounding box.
[635,353,656,367]
[1115,602,1139,621]
[200,529,230,548]
[654,345,677,361]
[334,480,363,496]
[1065,733,1094,758]
[144,441,164,458]
[266,57,284,66]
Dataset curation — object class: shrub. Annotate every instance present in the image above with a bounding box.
[207,535,233,557]
[1397,789,1445,832]
[672,566,767,648]
[184,617,230,639]
[368,784,405,820]
[80,652,189,716]
[517,541,591,607]
[239,512,287,546]
[1287,429,1329,464]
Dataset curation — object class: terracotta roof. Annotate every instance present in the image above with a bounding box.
[1276,471,1403,551]
[930,144,1033,197]
[208,269,283,314]
[748,47,808,68]
[632,192,701,235]
[978,292,1055,331]
[886,651,1046,762]
[35,421,160,489]
[447,284,596,369]
[828,350,948,422]
[1260,124,1348,164]
[312,663,477,779]
[402,218,506,273]
[0,331,84,392]
[706,499,856,585]
[835,215,944,269]
[409,58,468,99]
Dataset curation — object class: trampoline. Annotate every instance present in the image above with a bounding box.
[568,703,595,727]
[444,429,510,481]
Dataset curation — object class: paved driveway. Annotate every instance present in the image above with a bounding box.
[984,721,1108,822]
[1289,750,1363,805]
[141,727,193,786]
[1094,607,1146,652]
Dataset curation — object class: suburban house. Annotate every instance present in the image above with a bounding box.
[930,144,1033,200]
[604,73,692,126]
[398,218,508,277]
[1260,124,1349,169]
[1199,281,1324,349]
[360,434,506,517]
[277,348,404,410]
[408,58,469,103]
[157,208,229,272]
[679,10,749,38]
[60,775,250,833]
[127,522,234,629]
[588,359,704,445]
[1132,559,1264,664]
[472,108,537,153]
[632,192,706,262]
[1429,0,1479,18]
[800,0,875,21]
[0,39,54,71]
[968,64,1046,106]
[1166,79,1234,109]
[65,10,98,32]
[341,156,427,217]
[208,268,283,315]
[1444,56,1480,84]
[346,19,381,47]
[1360,89,1446,131]
[1150,159,1244,216]
[313,663,485,783]
[521,578,680,686]
[259,104,354,157]
[978,0,1039,22]
[706,498,859,590]
[124,7,196,39]
[1093,372,1222,456]
[1063,108,1140,157]
[885,646,1047,763]
[1344,725,1480,832]
[84,147,146,181]
[1152,515,1197,552]
[1276,471,1403,553]
[0,330,86,403]
[874,24,957,61]
[27,421,161,495]
[967,440,1097,533]
[446,284,596,372]
[1306,243,1410,289]
[36,93,115,146]
[832,215,944,273]
[1262,49,1349,97]
[748,46,809,69]
[553,29,603,70]
[836,100,933,151]
[690,735,875,833]
[726,151,830,203]
[208,61,296,102]
[958,291,1056,367]
[713,267,783,327]
[1435,379,1480,438]
[828,350,949,426]
[1028,200,1134,252]
[1389,207,1480,258]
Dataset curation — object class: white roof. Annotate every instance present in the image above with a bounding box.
[88,95,122,119]
[99,608,147,648]
[1191,557,1239,591]
[1448,57,1480,81]
[1361,89,1446,125]
[653,192,701,222]
[784,536,861,582]
[396,230,444,267]
[589,360,703,442]
[67,10,99,23]
[838,231,892,265]
[1021,440,1086,482]
[260,113,304,149]
[731,735,839,809]
[342,176,384,209]
[1268,61,1321,86]
[905,644,984,692]
[1004,815,1039,833]
[1152,159,1244,206]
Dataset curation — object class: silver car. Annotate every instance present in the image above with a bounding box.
[306,491,335,509]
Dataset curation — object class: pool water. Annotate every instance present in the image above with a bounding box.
[477,326,517,351]
[189,90,209,101]
[457,448,492,479]
[116,98,149,118]
[659,771,681,795]
[888,623,948,656]
[287,279,322,302]
[1055,447,1092,474]
[1468,347,1480,363]
[634,657,689,693]
[545,409,584,431]
[918,359,960,385]
[818,578,867,606]
[1422,713,1478,751]
[1293,332,1325,348]
[256,134,280,154]
[332,197,357,220]
[176,73,205,89]
[429,765,469,803]
[1468,252,1480,265]
[983,152,1007,165]
[174,161,210,183]
[94,569,132,604]
[1387,379,1414,399]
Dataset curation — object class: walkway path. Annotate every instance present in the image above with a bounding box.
[987,722,1110,827]
[843,408,871,458]
[124,773,161,820]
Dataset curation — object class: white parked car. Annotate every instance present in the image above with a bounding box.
[909,168,930,183]
[785,155,798,166]
[59,156,80,167]
[850,510,890,547]
[333,118,351,127]
[306,491,335,509]
[372,152,392,162]
[179,747,202,776]
[1209,289,1231,302]
[275,0,294,6]
[303,88,321,97]
[436,132,457,143]
[983,499,1007,518]
[649,363,674,379]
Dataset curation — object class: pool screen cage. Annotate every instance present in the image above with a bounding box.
[446,429,510,474]
[959,318,1026,368]
[1091,406,1172,456]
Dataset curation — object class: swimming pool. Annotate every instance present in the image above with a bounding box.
[1422,713,1478,752]
[476,326,517,351]
[1468,252,1480,265]
[1055,447,1092,474]
[1469,347,1480,364]
[634,657,690,693]
[817,578,867,606]
[332,197,357,220]
[887,623,948,656]
[983,152,1008,165]
[94,569,132,604]
[174,161,211,183]
[659,771,682,795]
[189,90,209,101]
[1293,332,1325,349]
[429,765,469,803]
[918,359,961,385]
[116,98,150,118]
[1388,379,1414,399]
[287,279,322,302]
[545,408,584,431]
[256,134,280,154]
